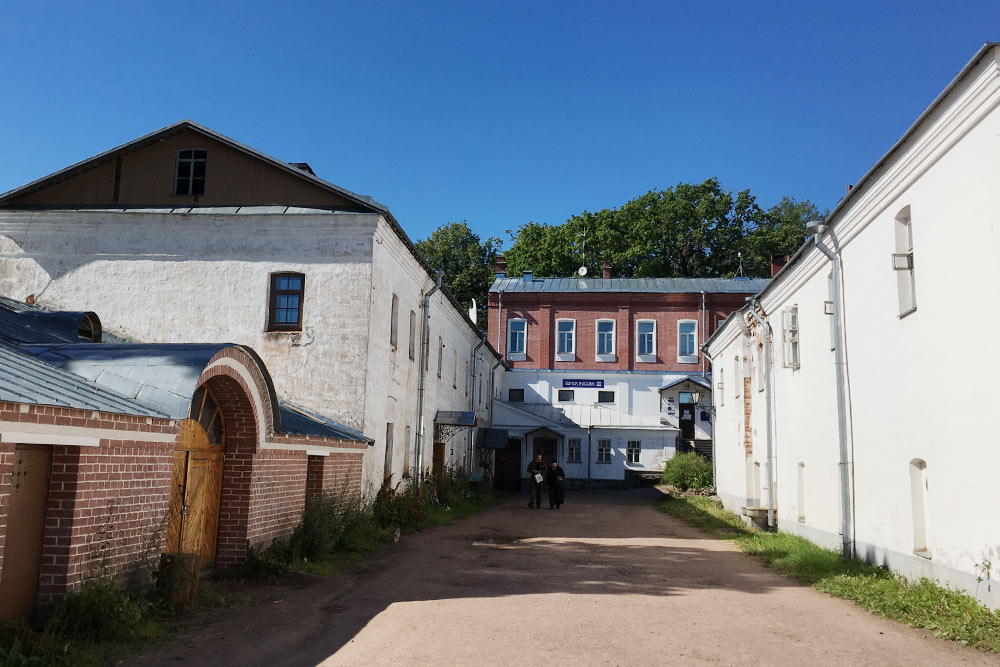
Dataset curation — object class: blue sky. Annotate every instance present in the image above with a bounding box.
[1,1,996,246]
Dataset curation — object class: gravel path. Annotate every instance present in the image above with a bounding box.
[124,488,997,666]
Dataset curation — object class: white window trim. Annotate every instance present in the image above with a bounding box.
[557,389,575,403]
[718,367,725,407]
[677,319,698,364]
[636,319,656,363]
[506,318,526,361]
[567,438,582,463]
[626,440,641,465]
[894,209,917,318]
[782,305,800,370]
[596,438,612,464]
[734,356,742,399]
[595,318,616,362]
[556,318,576,362]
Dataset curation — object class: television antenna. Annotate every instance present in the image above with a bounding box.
[577,229,587,277]
[736,251,745,277]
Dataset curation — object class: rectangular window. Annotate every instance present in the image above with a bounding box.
[718,367,725,407]
[894,209,916,317]
[627,440,641,464]
[175,149,206,195]
[556,319,576,360]
[268,273,305,331]
[390,294,399,348]
[782,306,800,370]
[408,310,417,360]
[507,318,526,360]
[508,388,524,402]
[384,423,394,480]
[597,439,612,464]
[567,438,582,463]
[597,390,615,403]
[677,320,698,363]
[557,389,574,402]
[757,344,765,392]
[437,337,443,378]
[453,350,457,389]
[734,356,741,398]
[596,319,615,361]
[637,320,656,360]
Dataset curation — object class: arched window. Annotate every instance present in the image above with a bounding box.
[189,385,225,446]
[909,458,929,556]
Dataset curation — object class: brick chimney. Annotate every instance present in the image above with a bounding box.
[770,255,789,277]
[495,256,507,278]
[602,261,612,279]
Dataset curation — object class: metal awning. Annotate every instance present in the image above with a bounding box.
[434,411,477,442]
[475,427,509,449]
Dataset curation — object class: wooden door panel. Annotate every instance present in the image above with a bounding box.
[166,450,188,553]
[179,453,223,558]
[0,446,52,619]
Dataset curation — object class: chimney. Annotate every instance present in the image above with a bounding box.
[770,255,789,277]
[25,294,35,306]
[602,261,612,279]
[846,184,853,193]
[495,256,507,278]
[522,270,533,284]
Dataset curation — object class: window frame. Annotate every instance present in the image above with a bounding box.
[174,149,207,196]
[508,388,525,402]
[389,294,399,348]
[782,305,800,370]
[626,439,641,465]
[595,318,616,362]
[717,367,725,407]
[567,438,582,463]
[267,272,305,332]
[408,310,417,360]
[636,319,656,362]
[437,337,444,378]
[677,319,698,364]
[557,389,575,403]
[507,318,527,361]
[596,438,612,464]
[597,390,615,404]
[894,208,917,318]
[555,318,576,361]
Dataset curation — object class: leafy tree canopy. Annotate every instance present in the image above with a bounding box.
[414,221,502,324]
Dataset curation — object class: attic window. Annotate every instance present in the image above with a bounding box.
[175,149,207,196]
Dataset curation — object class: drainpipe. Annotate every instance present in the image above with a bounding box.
[587,426,593,482]
[486,357,504,485]
[701,346,717,489]
[415,270,444,483]
[468,333,487,474]
[812,227,854,559]
[746,305,775,530]
[700,291,707,377]
[496,291,503,352]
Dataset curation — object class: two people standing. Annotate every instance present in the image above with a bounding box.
[527,453,566,510]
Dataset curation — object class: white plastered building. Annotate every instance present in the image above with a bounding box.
[705,43,1000,609]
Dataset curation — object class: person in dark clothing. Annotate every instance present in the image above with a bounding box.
[526,454,544,509]
[547,459,566,509]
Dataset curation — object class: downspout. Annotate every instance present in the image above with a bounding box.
[746,305,775,530]
[700,291,707,377]
[469,333,487,474]
[415,270,444,483]
[587,426,593,482]
[701,346,717,488]
[487,357,504,484]
[496,291,503,351]
[813,229,854,559]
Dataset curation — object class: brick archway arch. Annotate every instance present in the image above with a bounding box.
[195,346,279,565]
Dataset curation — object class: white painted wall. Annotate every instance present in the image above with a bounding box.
[0,209,503,492]
[708,46,1000,608]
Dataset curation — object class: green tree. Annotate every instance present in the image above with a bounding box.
[415,222,502,325]
[742,196,829,276]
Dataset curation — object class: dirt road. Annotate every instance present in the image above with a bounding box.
[125,489,996,666]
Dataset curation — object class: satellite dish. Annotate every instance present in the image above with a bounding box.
[578,266,588,276]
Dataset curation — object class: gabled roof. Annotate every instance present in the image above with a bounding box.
[490,276,769,294]
[659,375,712,392]
[0,119,388,213]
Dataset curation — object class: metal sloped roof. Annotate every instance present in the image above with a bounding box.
[434,411,477,426]
[0,307,95,344]
[659,375,712,392]
[497,401,674,430]
[489,276,770,294]
[278,403,372,443]
[0,342,167,417]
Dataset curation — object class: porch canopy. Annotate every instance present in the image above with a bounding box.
[434,410,477,441]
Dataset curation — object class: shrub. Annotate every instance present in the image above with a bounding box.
[373,476,426,532]
[47,581,154,643]
[662,452,714,491]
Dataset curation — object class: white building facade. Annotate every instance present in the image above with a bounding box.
[706,44,1000,609]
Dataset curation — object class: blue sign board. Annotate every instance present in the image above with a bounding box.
[562,379,604,388]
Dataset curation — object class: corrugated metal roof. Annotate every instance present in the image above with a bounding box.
[659,375,712,392]
[278,403,372,443]
[489,276,770,294]
[0,342,167,417]
[0,307,93,344]
[434,410,477,426]
[497,401,673,430]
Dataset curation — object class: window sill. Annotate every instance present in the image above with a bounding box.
[506,352,526,361]
[913,548,932,560]
[636,354,657,363]
[898,305,917,319]
[595,461,611,465]
[595,353,617,363]
[555,353,576,362]
[677,355,699,364]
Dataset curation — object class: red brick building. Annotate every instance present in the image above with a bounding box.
[0,298,369,618]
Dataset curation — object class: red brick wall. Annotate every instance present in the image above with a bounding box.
[0,442,14,577]
[37,440,174,603]
[306,453,364,501]
[247,449,307,547]
[488,292,750,372]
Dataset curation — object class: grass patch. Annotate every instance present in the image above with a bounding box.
[658,494,1000,653]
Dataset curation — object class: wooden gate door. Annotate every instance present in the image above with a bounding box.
[166,414,224,559]
[0,445,52,619]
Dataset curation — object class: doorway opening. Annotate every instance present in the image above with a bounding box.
[0,445,52,619]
